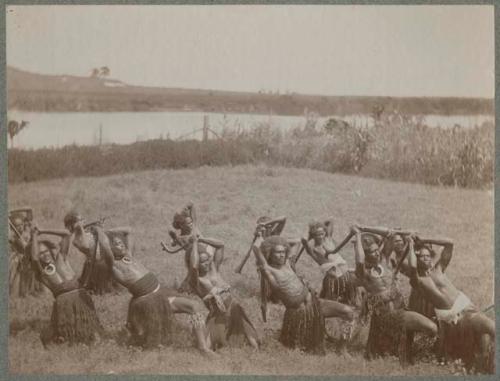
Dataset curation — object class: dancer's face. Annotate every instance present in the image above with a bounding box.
[182,217,194,234]
[417,248,433,270]
[39,243,56,274]
[270,245,287,266]
[199,253,211,274]
[392,234,405,255]
[365,243,380,265]
[111,236,127,258]
[313,228,326,244]
[12,217,24,234]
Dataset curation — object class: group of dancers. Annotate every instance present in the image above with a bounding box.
[8,203,495,373]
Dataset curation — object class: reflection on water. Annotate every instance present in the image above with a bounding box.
[7,110,494,150]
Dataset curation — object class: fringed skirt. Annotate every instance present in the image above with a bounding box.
[42,283,102,346]
[280,293,325,355]
[126,273,175,348]
[364,291,407,364]
[320,271,360,307]
[409,288,435,319]
[439,310,495,374]
[206,295,259,349]
[9,251,45,298]
[80,259,122,296]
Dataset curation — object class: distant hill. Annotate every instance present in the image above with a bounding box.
[7,66,494,115]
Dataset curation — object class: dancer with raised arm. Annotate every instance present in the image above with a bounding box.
[408,235,495,373]
[166,202,225,293]
[190,235,260,350]
[29,225,103,346]
[9,207,46,297]
[92,225,214,354]
[64,211,122,295]
[351,225,437,366]
[301,220,362,348]
[253,234,355,354]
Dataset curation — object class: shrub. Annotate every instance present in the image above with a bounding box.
[8,115,494,189]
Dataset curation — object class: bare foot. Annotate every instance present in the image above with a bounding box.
[199,348,218,358]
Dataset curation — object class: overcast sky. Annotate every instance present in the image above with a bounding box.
[6,5,494,98]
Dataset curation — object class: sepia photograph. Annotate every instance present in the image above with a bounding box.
[5,4,495,376]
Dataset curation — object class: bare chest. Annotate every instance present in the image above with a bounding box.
[112,257,148,284]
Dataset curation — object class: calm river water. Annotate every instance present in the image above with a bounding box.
[7,110,493,149]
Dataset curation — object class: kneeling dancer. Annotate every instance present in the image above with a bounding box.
[409,236,495,373]
[190,236,260,350]
[9,208,47,298]
[351,226,437,366]
[30,226,103,346]
[253,235,355,355]
[93,226,213,353]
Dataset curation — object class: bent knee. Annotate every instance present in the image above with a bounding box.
[338,305,355,321]
[403,312,437,335]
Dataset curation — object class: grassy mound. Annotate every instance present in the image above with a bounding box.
[8,165,494,375]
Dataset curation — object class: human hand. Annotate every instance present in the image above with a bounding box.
[254,225,265,238]
[31,224,40,235]
[350,224,361,234]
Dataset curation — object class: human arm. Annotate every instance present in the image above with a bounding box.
[407,236,420,287]
[10,207,34,221]
[29,226,43,274]
[395,237,412,277]
[418,236,453,271]
[288,239,303,268]
[184,202,197,225]
[37,229,72,260]
[198,237,224,249]
[352,226,366,280]
[380,233,394,263]
[265,216,287,236]
[300,237,327,265]
[8,221,28,250]
[252,237,278,289]
[189,235,200,289]
[38,228,71,238]
[38,228,72,259]
[92,226,114,270]
[107,226,132,250]
[199,237,225,270]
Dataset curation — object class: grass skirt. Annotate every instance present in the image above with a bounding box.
[80,259,122,296]
[438,310,495,374]
[280,292,325,355]
[41,288,102,346]
[363,290,407,365]
[126,276,175,348]
[9,250,45,298]
[408,288,435,319]
[206,296,259,349]
[320,271,360,306]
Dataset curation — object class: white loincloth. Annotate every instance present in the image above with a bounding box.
[434,292,472,325]
[320,254,348,277]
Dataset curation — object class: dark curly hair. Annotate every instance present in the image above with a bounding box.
[256,216,271,224]
[308,221,327,237]
[172,211,192,230]
[360,232,381,251]
[414,241,436,257]
[64,210,82,230]
[260,235,290,259]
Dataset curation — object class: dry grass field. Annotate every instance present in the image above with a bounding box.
[8,165,494,375]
